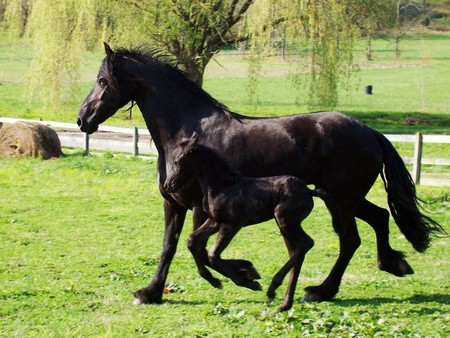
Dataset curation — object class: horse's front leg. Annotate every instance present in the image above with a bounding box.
[133,199,187,305]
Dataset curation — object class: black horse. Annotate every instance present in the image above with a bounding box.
[77,43,444,306]
[164,133,340,311]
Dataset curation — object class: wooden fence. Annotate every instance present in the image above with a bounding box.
[1,117,449,186]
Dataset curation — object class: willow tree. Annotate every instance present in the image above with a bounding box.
[2,0,254,103]
[245,0,385,110]
[129,0,253,86]
[3,0,386,109]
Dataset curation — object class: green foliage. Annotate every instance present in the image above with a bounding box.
[0,154,448,337]
[245,0,387,110]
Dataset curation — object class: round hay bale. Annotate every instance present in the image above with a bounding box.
[0,122,62,159]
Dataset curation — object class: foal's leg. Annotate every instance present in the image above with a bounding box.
[303,214,361,302]
[356,199,414,276]
[208,225,263,291]
[187,218,222,288]
[268,202,314,312]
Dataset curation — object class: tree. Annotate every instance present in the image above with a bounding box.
[245,0,385,110]
[2,0,388,110]
[1,0,254,100]
[392,0,427,58]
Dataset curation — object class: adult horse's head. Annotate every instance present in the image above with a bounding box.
[77,43,135,134]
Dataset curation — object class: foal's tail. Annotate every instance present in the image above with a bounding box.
[372,129,446,252]
[311,188,343,232]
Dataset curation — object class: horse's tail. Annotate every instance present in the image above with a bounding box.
[311,188,343,233]
[372,129,446,252]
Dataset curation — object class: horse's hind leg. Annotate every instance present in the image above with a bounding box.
[356,199,414,276]
[187,219,222,288]
[303,214,361,302]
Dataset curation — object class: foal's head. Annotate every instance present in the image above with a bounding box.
[164,134,199,193]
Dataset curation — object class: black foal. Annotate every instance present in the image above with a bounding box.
[164,134,339,311]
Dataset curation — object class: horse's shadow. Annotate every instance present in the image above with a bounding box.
[331,293,450,308]
[149,293,450,311]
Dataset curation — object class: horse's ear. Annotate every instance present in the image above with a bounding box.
[104,42,115,63]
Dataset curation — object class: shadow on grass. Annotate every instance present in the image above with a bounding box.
[332,293,450,307]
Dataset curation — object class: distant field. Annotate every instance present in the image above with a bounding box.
[0,32,449,134]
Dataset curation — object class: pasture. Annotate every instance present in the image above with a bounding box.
[0,31,449,336]
[0,32,449,134]
[0,154,448,337]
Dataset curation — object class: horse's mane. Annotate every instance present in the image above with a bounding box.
[112,46,237,121]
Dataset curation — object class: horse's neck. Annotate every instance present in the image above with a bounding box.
[191,148,239,193]
[131,64,231,152]
[137,99,226,154]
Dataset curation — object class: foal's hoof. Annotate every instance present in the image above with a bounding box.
[378,258,414,277]
[240,266,261,281]
[248,280,263,291]
[277,301,293,312]
[229,259,261,280]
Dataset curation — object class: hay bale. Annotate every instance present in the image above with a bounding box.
[0,122,62,159]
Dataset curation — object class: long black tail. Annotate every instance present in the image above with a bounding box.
[372,130,446,252]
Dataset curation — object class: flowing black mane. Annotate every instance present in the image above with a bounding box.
[109,46,236,120]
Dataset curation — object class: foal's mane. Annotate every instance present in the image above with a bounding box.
[110,46,237,120]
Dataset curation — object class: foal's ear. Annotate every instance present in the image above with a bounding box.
[104,42,115,63]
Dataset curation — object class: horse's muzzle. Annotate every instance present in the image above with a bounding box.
[76,117,98,134]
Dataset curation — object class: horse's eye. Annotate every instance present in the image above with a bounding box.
[98,78,108,88]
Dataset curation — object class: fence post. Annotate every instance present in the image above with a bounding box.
[84,132,89,156]
[133,127,139,156]
[412,132,423,185]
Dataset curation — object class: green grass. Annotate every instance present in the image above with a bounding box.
[0,154,449,337]
[0,29,449,337]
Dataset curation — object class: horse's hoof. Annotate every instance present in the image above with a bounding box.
[301,292,325,302]
[133,287,163,305]
[302,285,335,302]
[378,258,414,277]
[133,297,143,306]
[211,278,223,289]
[266,290,276,302]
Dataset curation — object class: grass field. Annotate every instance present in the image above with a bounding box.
[0,154,448,337]
[0,28,449,337]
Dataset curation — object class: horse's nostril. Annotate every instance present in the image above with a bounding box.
[76,118,83,128]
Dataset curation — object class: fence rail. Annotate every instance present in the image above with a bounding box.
[1,117,449,186]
